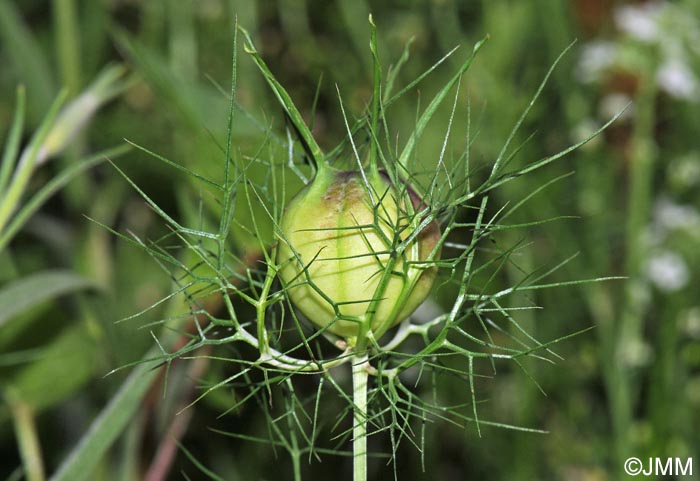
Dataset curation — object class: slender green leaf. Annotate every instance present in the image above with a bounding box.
[112,28,226,134]
[0,91,68,235]
[0,0,55,117]
[0,87,26,195]
[5,392,45,481]
[48,351,162,481]
[53,0,82,95]
[0,270,95,329]
[4,322,99,412]
[0,145,129,252]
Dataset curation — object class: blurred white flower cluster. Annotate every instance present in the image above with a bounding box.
[577,1,700,103]
[645,250,689,292]
[645,197,700,292]
[572,2,700,294]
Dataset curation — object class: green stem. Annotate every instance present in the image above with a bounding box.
[0,86,25,196]
[167,0,196,82]
[291,450,301,481]
[255,251,277,356]
[7,391,46,481]
[54,0,81,95]
[368,14,380,178]
[53,0,90,210]
[612,70,657,471]
[283,380,302,481]
[352,353,369,481]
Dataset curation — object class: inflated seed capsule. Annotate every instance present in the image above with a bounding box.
[277,169,440,343]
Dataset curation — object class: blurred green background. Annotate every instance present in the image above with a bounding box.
[1,0,699,480]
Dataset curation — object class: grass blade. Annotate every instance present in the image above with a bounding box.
[0,270,95,329]
[0,90,68,235]
[48,351,162,481]
[0,87,26,195]
[0,145,129,252]
[0,0,55,117]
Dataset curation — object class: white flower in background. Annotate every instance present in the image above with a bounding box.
[680,307,700,339]
[657,58,700,101]
[571,117,604,151]
[614,2,664,42]
[576,41,618,83]
[577,1,700,104]
[619,336,653,367]
[668,152,700,191]
[624,1,700,101]
[599,92,634,121]
[653,197,700,232]
[645,249,690,292]
[648,197,700,246]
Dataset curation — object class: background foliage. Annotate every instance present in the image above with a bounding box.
[1,1,699,480]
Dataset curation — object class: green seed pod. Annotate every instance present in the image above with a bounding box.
[277,169,440,344]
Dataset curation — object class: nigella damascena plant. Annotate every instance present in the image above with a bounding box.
[277,168,440,345]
